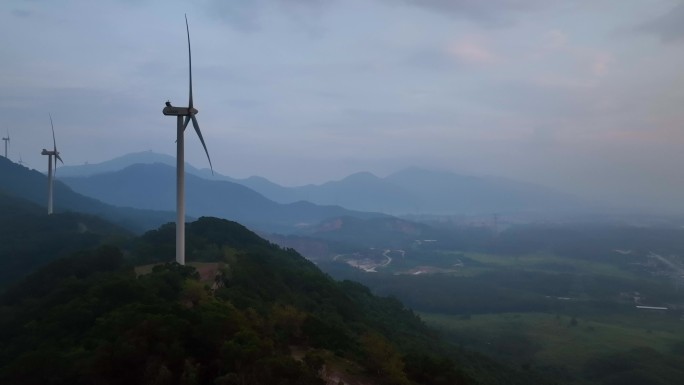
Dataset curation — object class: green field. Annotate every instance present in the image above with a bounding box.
[460,251,640,279]
[414,250,683,377]
[328,239,684,383]
[421,311,684,374]
[393,250,645,280]
[405,250,684,383]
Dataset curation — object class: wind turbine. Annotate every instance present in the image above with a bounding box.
[41,115,63,215]
[162,15,213,265]
[2,131,8,158]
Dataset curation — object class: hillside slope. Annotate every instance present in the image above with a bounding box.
[0,216,546,385]
[0,191,131,287]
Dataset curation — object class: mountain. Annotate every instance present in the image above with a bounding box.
[293,172,417,213]
[0,216,544,385]
[55,152,589,217]
[0,191,131,287]
[255,168,588,216]
[236,175,303,203]
[58,151,303,200]
[260,168,587,217]
[61,163,387,234]
[383,167,587,216]
[0,157,176,233]
[56,151,191,177]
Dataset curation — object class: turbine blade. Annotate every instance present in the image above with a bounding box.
[186,14,193,109]
[191,115,213,174]
[56,153,64,164]
[50,114,57,152]
[174,116,191,143]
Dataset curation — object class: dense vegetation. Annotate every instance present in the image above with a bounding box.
[313,223,684,385]
[0,216,545,385]
[0,191,130,287]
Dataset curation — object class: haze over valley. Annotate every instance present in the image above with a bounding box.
[5,149,684,384]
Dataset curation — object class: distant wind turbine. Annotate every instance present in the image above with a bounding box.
[162,15,213,265]
[41,115,63,215]
[2,131,8,158]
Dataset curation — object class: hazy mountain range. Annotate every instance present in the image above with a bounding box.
[60,151,590,217]
[292,168,588,216]
[60,163,386,234]
[0,157,175,233]
[2,156,385,235]
[58,151,302,201]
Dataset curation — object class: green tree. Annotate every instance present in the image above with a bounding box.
[360,332,410,385]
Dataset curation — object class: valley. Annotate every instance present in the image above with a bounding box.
[4,154,684,384]
[297,224,684,384]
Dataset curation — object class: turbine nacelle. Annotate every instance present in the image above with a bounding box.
[163,106,198,116]
[41,149,61,158]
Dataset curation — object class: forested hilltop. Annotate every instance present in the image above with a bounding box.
[0,216,546,385]
[0,191,131,287]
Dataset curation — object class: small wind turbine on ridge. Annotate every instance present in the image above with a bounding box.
[41,115,63,215]
[162,14,213,265]
[2,131,9,158]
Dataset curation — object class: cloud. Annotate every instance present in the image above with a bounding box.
[399,0,544,13]
[203,1,262,31]
[635,3,684,43]
[278,0,332,5]
[391,0,555,26]
[591,53,612,76]
[404,48,458,70]
[11,9,32,18]
[534,75,595,89]
[204,0,560,29]
[446,40,496,64]
[545,30,568,50]
[203,0,333,31]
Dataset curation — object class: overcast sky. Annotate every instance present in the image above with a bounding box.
[2,0,684,211]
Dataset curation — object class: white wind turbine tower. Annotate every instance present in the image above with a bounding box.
[162,15,213,265]
[2,131,8,158]
[41,115,63,215]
